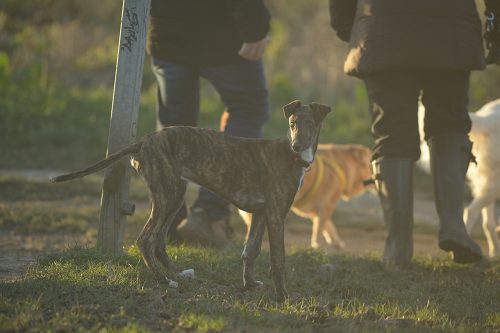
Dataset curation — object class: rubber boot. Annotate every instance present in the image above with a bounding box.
[372,159,414,267]
[176,207,229,248]
[428,134,483,263]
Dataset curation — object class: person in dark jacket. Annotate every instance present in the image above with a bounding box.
[148,0,271,247]
[329,0,499,266]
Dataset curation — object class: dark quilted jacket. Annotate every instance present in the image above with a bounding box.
[330,0,485,77]
[147,0,270,67]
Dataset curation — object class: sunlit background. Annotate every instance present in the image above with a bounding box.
[1,2,499,332]
[2,0,499,170]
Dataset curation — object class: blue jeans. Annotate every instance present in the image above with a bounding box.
[151,57,270,221]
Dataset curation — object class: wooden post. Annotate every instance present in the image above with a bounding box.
[97,0,150,254]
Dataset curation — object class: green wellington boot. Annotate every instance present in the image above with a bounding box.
[176,207,229,248]
[428,134,483,264]
[372,158,414,267]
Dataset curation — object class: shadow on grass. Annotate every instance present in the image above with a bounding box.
[0,246,498,332]
[0,175,150,203]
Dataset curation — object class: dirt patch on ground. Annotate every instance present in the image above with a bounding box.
[1,220,487,282]
[284,222,469,257]
[0,170,492,281]
[0,231,94,281]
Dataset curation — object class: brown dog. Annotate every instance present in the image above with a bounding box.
[52,100,331,302]
[237,143,372,249]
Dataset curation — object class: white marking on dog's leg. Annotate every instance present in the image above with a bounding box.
[179,269,195,279]
[254,281,264,288]
[167,279,179,288]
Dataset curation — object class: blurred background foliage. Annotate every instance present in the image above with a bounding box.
[1,0,499,169]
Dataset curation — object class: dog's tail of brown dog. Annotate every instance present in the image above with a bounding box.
[50,141,143,183]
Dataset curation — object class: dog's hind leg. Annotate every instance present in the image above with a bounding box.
[242,212,266,291]
[464,195,490,234]
[323,218,346,249]
[237,209,253,242]
[137,207,176,286]
[311,208,332,249]
[136,166,187,287]
[153,181,188,274]
[482,203,500,257]
[267,214,288,302]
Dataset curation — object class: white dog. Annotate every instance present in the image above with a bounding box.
[419,100,500,257]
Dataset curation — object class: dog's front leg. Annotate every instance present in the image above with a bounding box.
[310,216,322,249]
[482,203,500,257]
[267,215,288,302]
[242,212,266,290]
[464,195,490,234]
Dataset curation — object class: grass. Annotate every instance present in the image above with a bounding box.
[1,176,499,332]
[0,175,150,203]
[0,246,498,332]
[2,5,499,330]
[0,175,150,236]
[0,76,373,171]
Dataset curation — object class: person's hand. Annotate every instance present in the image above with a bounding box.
[238,36,271,61]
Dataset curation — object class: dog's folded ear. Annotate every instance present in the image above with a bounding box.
[310,102,331,123]
[283,100,302,119]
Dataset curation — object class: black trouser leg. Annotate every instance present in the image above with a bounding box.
[364,73,419,266]
[365,70,482,264]
[422,72,482,263]
[364,72,422,161]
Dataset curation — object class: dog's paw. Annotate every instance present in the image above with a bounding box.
[242,280,264,291]
[336,240,346,249]
[254,280,264,288]
[319,263,336,274]
[167,279,179,288]
[179,268,195,279]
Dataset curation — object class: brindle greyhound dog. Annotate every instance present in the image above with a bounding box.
[51,100,331,301]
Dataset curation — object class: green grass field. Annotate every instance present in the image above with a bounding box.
[0,176,499,333]
[1,245,499,332]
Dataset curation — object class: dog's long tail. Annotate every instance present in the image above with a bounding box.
[50,141,143,182]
